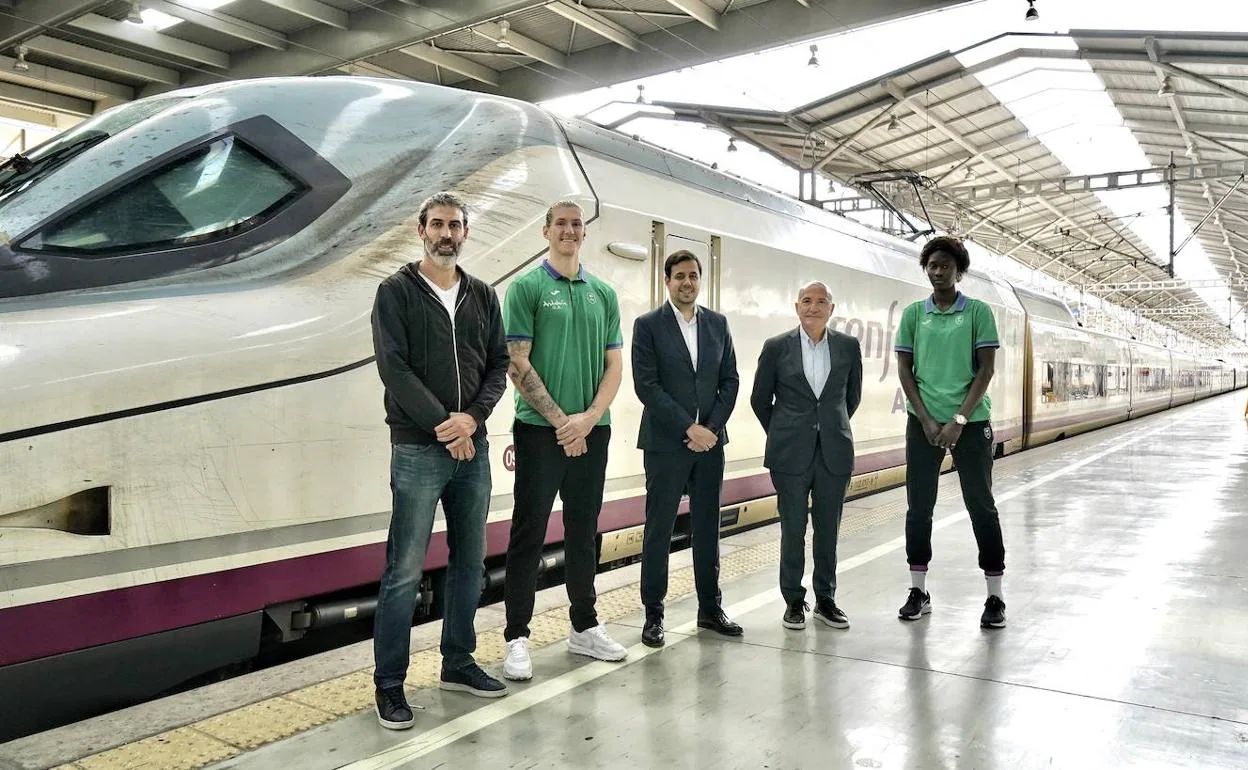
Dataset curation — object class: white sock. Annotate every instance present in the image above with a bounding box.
[910,569,927,593]
[986,574,1003,599]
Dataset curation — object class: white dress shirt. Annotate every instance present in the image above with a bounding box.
[670,300,700,423]
[669,300,698,370]
[800,327,830,398]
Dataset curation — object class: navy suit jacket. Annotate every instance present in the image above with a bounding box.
[632,303,739,453]
[750,327,862,476]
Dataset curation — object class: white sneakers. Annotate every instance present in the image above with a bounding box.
[503,637,532,681]
[568,624,628,662]
[503,625,627,682]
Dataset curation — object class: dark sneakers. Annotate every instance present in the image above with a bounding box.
[981,595,1007,628]
[375,686,414,730]
[899,588,932,621]
[439,662,508,698]
[782,600,809,630]
[812,598,849,629]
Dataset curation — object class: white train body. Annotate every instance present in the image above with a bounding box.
[0,78,1241,737]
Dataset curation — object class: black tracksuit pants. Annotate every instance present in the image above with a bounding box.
[904,414,1005,573]
[503,422,610,640]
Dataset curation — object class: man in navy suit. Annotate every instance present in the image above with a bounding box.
[751,281,862,631]
[632,250,741,647]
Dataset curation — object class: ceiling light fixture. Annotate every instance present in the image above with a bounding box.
[726,137,737,153]
[1158,75,1176,97]
[12,45,29,72]
[887,115,900,132]
[808,44,819,68]
[127,1,145,24]
[496,19,511,49]
[1025,0,1038,21]
[636,84,645,104]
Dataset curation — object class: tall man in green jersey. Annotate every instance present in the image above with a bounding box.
[500,200,628,681]
[893,236,1007,629]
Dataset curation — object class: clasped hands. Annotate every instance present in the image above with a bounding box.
[435,412,478,460]
[922,417,962,450]
[555,411,598,458]
[684,423,718,453]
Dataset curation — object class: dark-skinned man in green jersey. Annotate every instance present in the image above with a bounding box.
[894,236,1007,629]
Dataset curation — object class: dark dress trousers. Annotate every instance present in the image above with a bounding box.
[750,327,862,604]
[632,303,739,615]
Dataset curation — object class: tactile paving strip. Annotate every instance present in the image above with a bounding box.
[193,697,336,750]
[73,727,238,770]
[401,649,444,689]
[61,488,919,770]
[285,671,376,717]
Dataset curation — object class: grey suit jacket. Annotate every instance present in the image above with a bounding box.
[750,327,862,476]
[632,303,739,453]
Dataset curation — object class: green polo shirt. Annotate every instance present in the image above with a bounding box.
[894,292,999,423]
[504,260,622,427]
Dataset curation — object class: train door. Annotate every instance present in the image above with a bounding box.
[649,220,721,311]
[1021,314,1035,448]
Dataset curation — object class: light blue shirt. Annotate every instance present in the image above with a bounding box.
[800,327,831,398]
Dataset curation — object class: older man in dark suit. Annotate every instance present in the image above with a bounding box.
[751,280,862,631]
[632,249,741,647]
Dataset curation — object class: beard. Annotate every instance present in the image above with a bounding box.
[424,238,460,267]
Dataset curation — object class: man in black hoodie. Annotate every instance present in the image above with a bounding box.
[369,192,509,731]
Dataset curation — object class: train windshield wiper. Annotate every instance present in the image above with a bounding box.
[0,153,33,176]
[0,132,109,198]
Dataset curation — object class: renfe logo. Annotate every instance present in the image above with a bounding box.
[826,299,913,415]
[828,300,900,383]
[503,444,516,471]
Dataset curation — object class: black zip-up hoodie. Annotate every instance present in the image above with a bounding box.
[371,262,509,445]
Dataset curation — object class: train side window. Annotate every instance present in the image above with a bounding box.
[20,136,301,256]
[1054,361,1070,402]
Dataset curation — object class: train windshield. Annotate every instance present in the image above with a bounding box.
[0,95,191,207]
[19,135,302,255]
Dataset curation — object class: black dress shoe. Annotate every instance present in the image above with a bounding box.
[696,607,743,637]
[641,618,665,647]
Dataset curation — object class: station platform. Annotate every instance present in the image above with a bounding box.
[4,393,1247,770]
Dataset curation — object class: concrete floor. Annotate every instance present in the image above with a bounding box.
[199,394,1248,770]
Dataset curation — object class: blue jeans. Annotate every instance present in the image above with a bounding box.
[373,438,490,690]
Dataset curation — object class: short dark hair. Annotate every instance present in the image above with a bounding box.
[544,200,584,227]
[920,235,970,274]
[664,249,702,279]
[418,192,468,228]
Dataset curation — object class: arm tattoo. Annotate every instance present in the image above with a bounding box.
[508,341,569,424]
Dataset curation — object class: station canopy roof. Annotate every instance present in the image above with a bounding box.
[616,30,1248,352]
[0,0,965,115]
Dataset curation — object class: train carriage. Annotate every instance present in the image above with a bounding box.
[1017,288,1132,446]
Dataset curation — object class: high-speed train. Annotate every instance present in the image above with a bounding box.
[1,78,1244,738]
